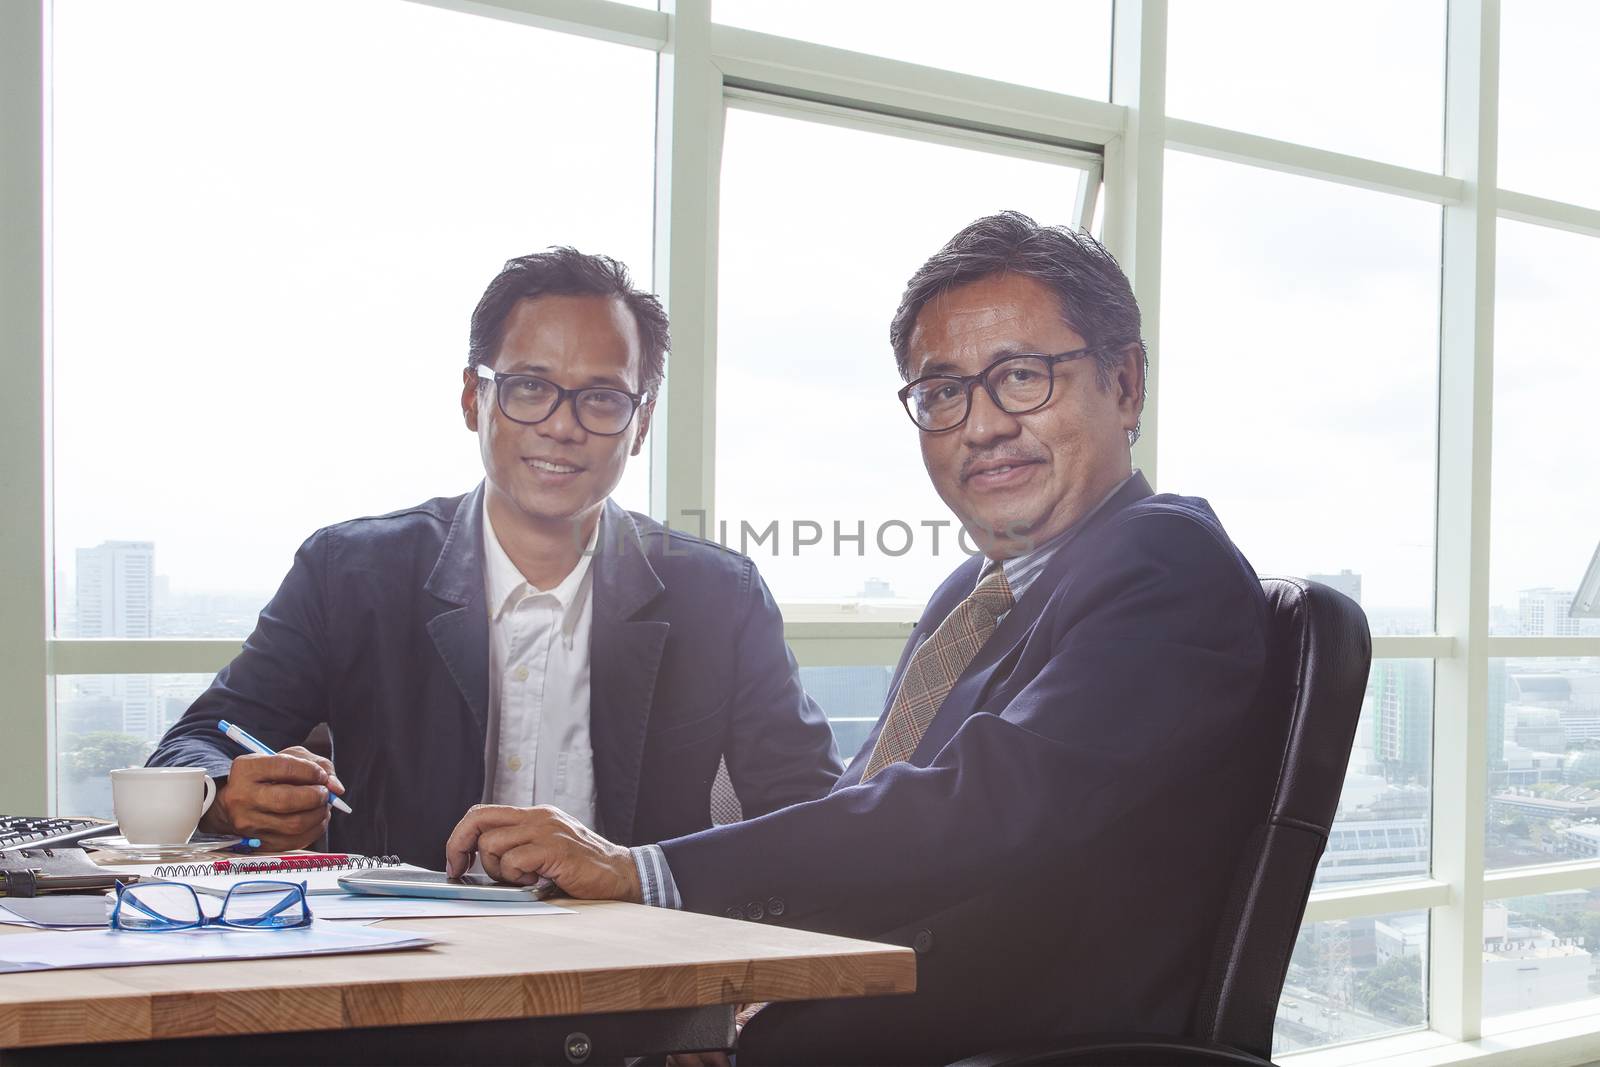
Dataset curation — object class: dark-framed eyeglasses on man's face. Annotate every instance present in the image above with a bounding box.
[897,346,1104,433]
[473,364,647,437]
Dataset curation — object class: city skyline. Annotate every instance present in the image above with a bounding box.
[51,540,1600,637]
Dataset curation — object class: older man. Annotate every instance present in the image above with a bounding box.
[445,214,1274,1063]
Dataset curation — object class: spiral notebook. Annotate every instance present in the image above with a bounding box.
[149,855,427,897]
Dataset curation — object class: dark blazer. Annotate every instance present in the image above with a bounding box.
[149,485,842,866]
[658,474,1275,1064]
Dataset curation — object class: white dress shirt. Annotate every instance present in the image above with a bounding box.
[481,497,600,830]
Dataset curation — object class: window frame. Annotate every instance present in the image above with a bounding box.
[7,0,1600,1061]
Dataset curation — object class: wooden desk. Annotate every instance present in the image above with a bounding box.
[0,899,915,1065]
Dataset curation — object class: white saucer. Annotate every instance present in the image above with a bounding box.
[86,833,242,861]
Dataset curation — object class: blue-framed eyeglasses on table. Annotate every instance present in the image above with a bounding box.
[109,879,312,932]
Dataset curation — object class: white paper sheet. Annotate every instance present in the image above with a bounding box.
[0,896,109,929]
[0,920,432,972]
[306,894,569,920]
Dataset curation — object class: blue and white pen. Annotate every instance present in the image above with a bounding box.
[217,719,354,814]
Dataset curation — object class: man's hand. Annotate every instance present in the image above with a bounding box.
[200,746,345,851]
[444,805,643,903]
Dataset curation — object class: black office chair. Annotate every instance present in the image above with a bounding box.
[950,577,1372,1067]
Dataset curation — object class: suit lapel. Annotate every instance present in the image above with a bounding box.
[909,473,1156,766]
[832,555,982,791]
[588,501,668,845]
[424,483,491,748]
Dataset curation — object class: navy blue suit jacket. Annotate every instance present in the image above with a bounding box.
[658,475,1274,1063]
[150,485,842,866]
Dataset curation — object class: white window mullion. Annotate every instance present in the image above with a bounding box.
[1497,189,1600,240]
[1485,859,1600,901]
[1164,118,1464,205]
[402,0,669,51]
[47,639,241,677]
[1107,0,1167,486]
[652,0,722,527]
[1430,0,1501,1042]
[0,0,50,815]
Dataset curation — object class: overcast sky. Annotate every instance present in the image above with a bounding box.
[47,0,1598,629]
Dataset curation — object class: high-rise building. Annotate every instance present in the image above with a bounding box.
[74,541,156,737]
[1369,660,1431,784]
[1519,588,1581,637]
[75,541,154,638]
[1309,569,1362,605]
[1487,658,1509,781]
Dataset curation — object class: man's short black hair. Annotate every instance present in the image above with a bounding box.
[468,247,669,397]
[889,211,1148,439]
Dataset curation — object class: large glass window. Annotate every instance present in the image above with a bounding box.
[1486,658,1600,871]
[1158,152,1442,634]
[714,104,1096,606]
[1498,0,1600,209]
[50,0,656,638]
[798,665,894,763]
[1489,222,1600,635]
[1315,661,1433,888]
[1482,892,1600,1017]
[1166,0,1446,170]
[713,0,1112,101]
[1274,910,1429,1054]
[56,673,216,818]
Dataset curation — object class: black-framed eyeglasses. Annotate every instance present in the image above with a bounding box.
[897,347,1104,433]
[473,365,647,437]
[109,879,312,932]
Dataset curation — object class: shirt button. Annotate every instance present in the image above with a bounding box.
[766,897,786,917]
[913,928,935,955]
[725,906,744,920]
[507,755,523,772]
[745,901,766,922]
[514,666,529,682]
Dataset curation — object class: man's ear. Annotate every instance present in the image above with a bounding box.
[631,398,655,457]
[1115,343,1146,429]
[462,367,482,432]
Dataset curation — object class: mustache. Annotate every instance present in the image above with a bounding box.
[959,449,1047,483]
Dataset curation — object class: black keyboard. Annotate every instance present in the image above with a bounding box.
[0,815,119,853]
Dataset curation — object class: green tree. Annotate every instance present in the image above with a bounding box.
[62,733,153,780]
[1355,954,1424,1025]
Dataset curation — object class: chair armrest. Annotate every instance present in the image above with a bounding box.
[947,1034,1273,1066]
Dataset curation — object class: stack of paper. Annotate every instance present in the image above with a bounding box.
[0,921,433,973]
[0,892,568,929]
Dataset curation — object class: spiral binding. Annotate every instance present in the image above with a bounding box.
[153,855,402,877]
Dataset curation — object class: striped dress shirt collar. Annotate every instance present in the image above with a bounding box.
[981,470,1142,603]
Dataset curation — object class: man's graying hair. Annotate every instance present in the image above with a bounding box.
[889,211,1148,443]
[469,247,669,398]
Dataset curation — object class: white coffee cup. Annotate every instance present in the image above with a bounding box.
[110,767,217,845]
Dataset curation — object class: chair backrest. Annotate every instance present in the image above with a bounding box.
[1192,577,1372,1059]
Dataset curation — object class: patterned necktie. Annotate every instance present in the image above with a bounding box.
[860,567,1015,782]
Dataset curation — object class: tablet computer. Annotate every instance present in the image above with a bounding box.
[338,868,559,901]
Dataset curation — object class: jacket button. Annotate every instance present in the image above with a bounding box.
[725,907,744,920]
[766,897,786,917]
[745,901,766,922]
[912,928,934,955]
